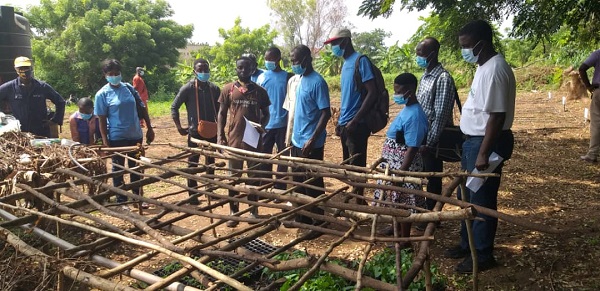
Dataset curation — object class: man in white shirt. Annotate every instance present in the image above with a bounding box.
[444,20,516,274]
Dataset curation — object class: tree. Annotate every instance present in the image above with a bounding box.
[26,0,193,96]
[352,29,390,60]
[205,18,278,84]
[357,0,600,44]
[267,0,348,52]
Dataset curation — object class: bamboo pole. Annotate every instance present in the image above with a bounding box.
[355,215,377,291]
[461,181,479,290]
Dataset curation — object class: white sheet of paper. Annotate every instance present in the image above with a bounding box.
[466,152,504,193]
[243,117,261,148]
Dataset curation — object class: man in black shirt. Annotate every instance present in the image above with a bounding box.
[171,58,220,205]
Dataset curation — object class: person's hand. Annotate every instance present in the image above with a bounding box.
[146,127,155,145]
[218,136,227,146]
[301,138,315,157]
[475,152,489,171]
[177,127,188,136]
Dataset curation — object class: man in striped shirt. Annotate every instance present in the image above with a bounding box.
[415,37,458,211]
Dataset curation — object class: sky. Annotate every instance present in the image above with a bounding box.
[9,0,429,47]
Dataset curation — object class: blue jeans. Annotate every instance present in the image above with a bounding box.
[110,139,143,203]
[458,131,514,262]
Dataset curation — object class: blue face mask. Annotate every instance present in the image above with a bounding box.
[106,74,122,85]
[79,112,93,120]
[461,40,482,63]
[331,44,345,57]
[291,64,306,75]
[196,72,210,82]
[415,56,428,68]
[393,94,408,105]
[265,61,276,71]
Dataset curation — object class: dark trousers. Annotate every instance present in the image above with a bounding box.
[187,133,216,197]
[340,124,370,197]
[262,126,288,190]
[291,146,325,223]
[458,131,514,262]
[422,151,443,210]
[110,139,143,203]
[228,159,261,213]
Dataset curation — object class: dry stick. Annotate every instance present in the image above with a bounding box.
[287,223,359,291]
[394,215,404,291]
[402,177,462,289]
[55,190,64,291]
[143,224,278,291]
[342,178,563,234]
[108,157,418,221]
[0,226,138,291]
[65,181,184,253]
[423,254,433,291]
[355,215,378,291]
[205,231,326,291]
[187,139,496,179]
[0,202,252,291]
[153,187,348,291]
[175,143,425,185]
[460,181,479,291]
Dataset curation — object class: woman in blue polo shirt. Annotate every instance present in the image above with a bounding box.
[94,59,154,208]
[373,73,429,243]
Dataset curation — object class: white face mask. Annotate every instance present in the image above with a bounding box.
[461,40,482,63]
[139,71,144,76]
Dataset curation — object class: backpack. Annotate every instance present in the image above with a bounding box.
[354,55,389,134]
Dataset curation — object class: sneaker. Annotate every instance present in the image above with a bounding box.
[580,155,597,163]
[189,198,200,205]
[444,245,470,259]
[226,220,239,228]
[455,256,497,274]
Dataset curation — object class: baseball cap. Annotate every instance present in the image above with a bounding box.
[14,56,32,68]
[324,28,352,44]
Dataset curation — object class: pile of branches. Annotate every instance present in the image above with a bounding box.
[0,131,106,195]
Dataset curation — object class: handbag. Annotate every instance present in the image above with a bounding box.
[431,71,464,162]
[195,79,218,139]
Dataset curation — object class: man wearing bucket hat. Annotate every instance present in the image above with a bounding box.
[324,28,377,205]
[0,56,65,137]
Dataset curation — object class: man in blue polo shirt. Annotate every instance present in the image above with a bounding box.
[256,47,291,190]
[0,56,65,137]
[325,28,377,205]
[289,44,331,226]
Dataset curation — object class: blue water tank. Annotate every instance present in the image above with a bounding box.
[0,6,32,85]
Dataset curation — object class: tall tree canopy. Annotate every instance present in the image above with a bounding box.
[268,0,347,52]
[358,0,600,44]
[26,0,193,96]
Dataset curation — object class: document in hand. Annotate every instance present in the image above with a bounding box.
[466,152,504,193]
[243,117,262,148]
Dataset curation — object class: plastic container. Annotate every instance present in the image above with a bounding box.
[0,6,32,85]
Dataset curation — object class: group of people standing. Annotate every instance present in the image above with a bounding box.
[170,19,517,273]
[0,18,523,274]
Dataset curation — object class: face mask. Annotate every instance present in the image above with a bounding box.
[17,69,33,79]
[393,94,408,105]
[106,74,122,85]
[291,64,306,75]
[265,61,276,71]
[80,112,93,120]
[416,51,434,68]
[461,40,482,63]
[331,44,345,57]
[196,72,210,82]
[139,71,144,76]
